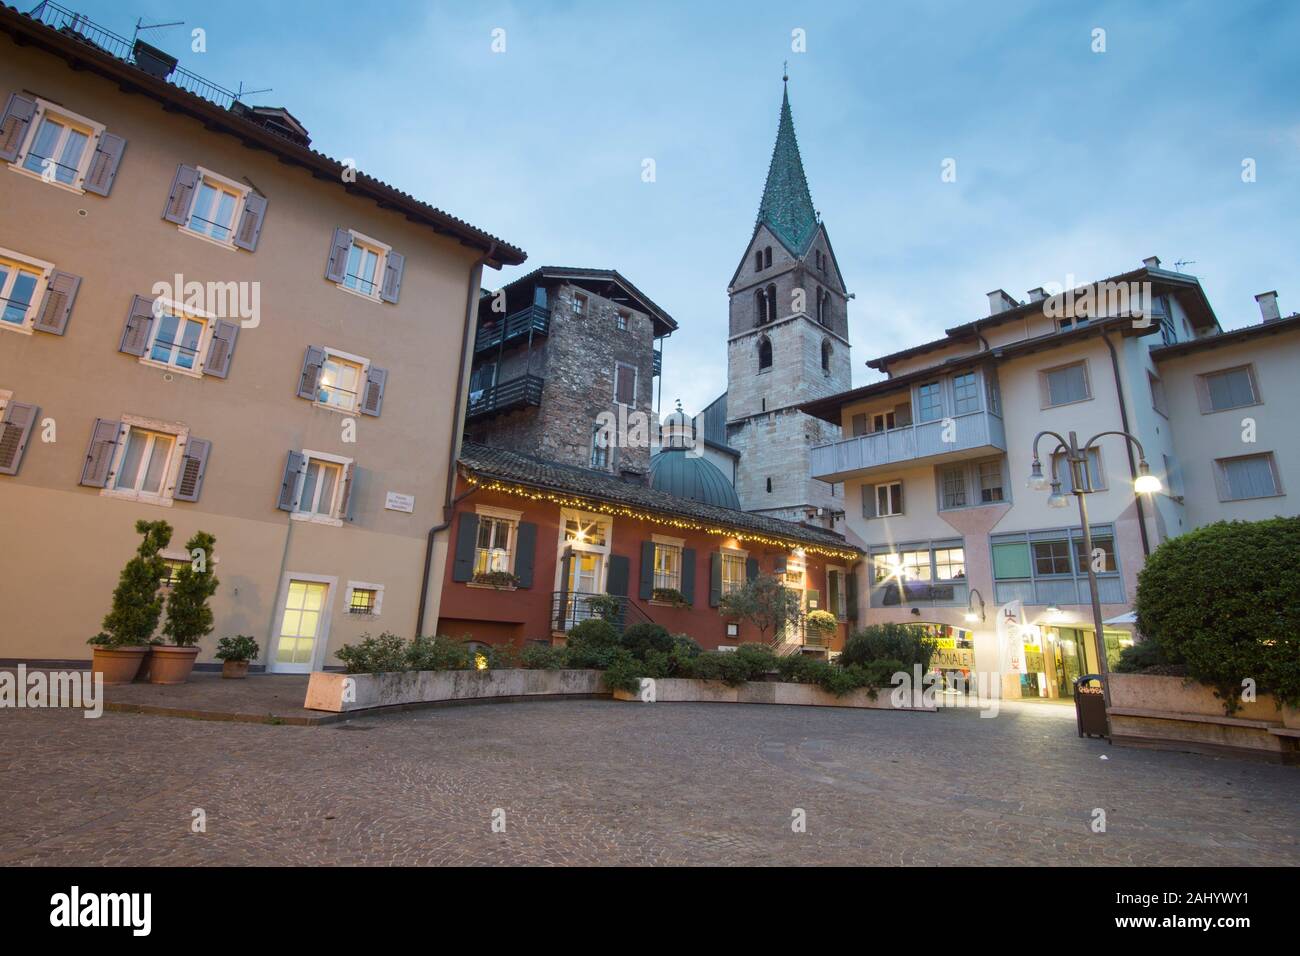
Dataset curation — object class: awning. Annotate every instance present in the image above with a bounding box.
[1103,611,1137,625]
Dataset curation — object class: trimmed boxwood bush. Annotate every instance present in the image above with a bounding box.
[620,622,674,658]
[1135,516,1300,711]
[839,623,935,672]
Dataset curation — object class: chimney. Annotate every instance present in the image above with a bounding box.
[986,289,1018,315]
[1027,287,1048,302]
[1142,256,1162,270]
[1255,291,1281,323]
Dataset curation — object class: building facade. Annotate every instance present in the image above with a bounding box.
[0,6,525,668]
[804,258,1297,698]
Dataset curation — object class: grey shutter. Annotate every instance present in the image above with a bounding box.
[297,346,325,400]
[324,227,353,282]
[233,192,268,251]
[340,463,357,521]
[896,479,905,514]
[846,571,859,622]
[515,521,537,588]
[80,418,122,487]
[746,556,759,581]
[638,541,655,599]
[606,553,630,597]
[680,548,696,605]
[451,512,479,582]
[0,93,36,163]
[862,483,876,518]
[0,401,38,475]
[851,413,867,437]
[173,437,210,502]
[83,132,126,196]
[379,251,405,303]
[709,552,722,607]
[33,270,80,334]
[556,551,573,630]
[276,450,305,511]
[119,295,155,356]
[162,164,200,224]
[772,555,787,574]
[204,320,238,378]
[894,403,912,427]
[360,366,387,417]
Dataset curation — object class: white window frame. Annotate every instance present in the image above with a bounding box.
[615,310,629,331]
[590,420,610,469]
[1040,360,1093,409]
[651,533,685,595]
[335,229,391,302]
[614,361,638,408]
[314,346,372,415]
[720,547,748,597]
[871,410,896,433]
[0,246,54,335]
[268,572,337,674]
[826,565,848,620]
[290,449,352,526]
[139,298,213,378]
[101,414,190,507]
[8,97,105,194]
[554,507,612,593]
[875,480,903,517]
[345,580,385,617]
[178,166,251,250]
[471,504,521,580]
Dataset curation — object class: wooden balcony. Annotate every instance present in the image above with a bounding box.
[466,374,544,422]
[810,409,1007,482]
[474,304,550,355]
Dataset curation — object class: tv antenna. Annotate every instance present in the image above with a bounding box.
[1173,259,1197,273]
[132,17,184,46]
[235,81,274,103]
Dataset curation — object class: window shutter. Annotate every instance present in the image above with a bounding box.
[379,251,405,303]
[709,553,722,607]
[681,548,696,605]
[80,418,122,487]
[0,401,38,475]
[606,553,630,597]
[862,483,876,519]
[325,227,353,282]
[297,346,326,400]
[894,403,912,427]
[851,413,867,436]
[276,450,305,511]
[83,132,126,196]
[896,479,905,514]
[233,192,268,251]
[33,270,80,334]
[173,437,210,501]
[746,556,759,581]
[360,366,388,416]
[340,463,357,521]
[119,295,156,356]
[0,93,36,163]
[451,512,479,582]
[162,164,200,224]
[515,521,537,588]
[638,540,655,599]
[772,555,787,574]
[204,320,239,379]
[845,571,859,621]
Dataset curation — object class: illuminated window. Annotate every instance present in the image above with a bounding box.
[474,517,515,575]
[319,354,365,411]
[721,553,746,595]
[653,543,681,591]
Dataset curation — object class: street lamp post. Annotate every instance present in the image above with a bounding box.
[1027,430,1161,713]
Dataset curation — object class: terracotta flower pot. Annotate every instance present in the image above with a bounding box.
[91,645,150,685]
[148,645,201,685]
[221,659,250,680]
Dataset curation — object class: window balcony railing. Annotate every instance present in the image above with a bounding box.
[466,374,544,422]
[549,592,655,633]
[473,304,550,354]
[811,409,1006,482]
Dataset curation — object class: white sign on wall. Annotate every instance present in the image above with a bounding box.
[384,492,415,513]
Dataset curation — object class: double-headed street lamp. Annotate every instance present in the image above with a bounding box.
[1027,430,1161,711]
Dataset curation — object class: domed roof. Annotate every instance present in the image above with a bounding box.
[650,449,741,510]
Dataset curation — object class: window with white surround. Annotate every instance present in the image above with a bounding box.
[1041,361,1091,407]
[287,450,353,524]
[827,567,847,619]
[343,237,383,297]
[721,550,746,596]
[345,581,384,616]
[1215,453,1281,501]
[10,98,105,191]
[652,539,682,592]
[474,514,517,576]
[1198,365,1259,413]
[0,248,51,333]
[875,481,903,516]
[144,303,209,374]
[318,350,367,412]
[184,167,250,245]
[101,415,190,506]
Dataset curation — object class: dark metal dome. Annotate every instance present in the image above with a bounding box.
[649,449,741,510]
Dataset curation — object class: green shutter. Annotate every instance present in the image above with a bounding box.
[709,553,722,607]
[638,541,655,599]
[452,513,479,582]
[681,548,696,605]
[992,541,1031,579]
[514,522,537,588]
[607,554,630,597]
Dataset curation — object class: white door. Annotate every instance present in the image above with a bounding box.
[274,579,330,673]
[564,552,603,627]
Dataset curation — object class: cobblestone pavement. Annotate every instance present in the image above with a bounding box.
[1,698,1296,865]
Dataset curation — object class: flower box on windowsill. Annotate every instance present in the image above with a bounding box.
[472,571,520,590]
[650,587,688,608]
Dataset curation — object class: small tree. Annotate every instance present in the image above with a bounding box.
[94,520,173,647]
[718,573,804,645]
[162,531,219,647]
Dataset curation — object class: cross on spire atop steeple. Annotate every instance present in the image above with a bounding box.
[755,77,818,255]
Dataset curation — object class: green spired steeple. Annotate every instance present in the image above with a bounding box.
[755,74,819,255]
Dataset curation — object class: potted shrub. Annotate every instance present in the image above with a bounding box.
[215,635,259,679]
[88,520,173,684]
[153,531,219,684]
[805,609,838,646]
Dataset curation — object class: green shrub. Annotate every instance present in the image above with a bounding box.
[564,619,621,668]
[520,643,568,670]
[93,519,173,648]
[1135,517,1300,711]
[583,594,623,622]
[718,574,803,644]
[405,634,474,671]
[1114,638,1182,674]
[620,622,674,659]
[840,623,935,672]
[214,634,259,663]
[683,644,774,686]
[601,649,644,694]
[335,632,408,674]
[161,531,219,647]
[805,610,838,635]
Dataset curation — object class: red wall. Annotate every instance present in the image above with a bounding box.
[436,479,850,651]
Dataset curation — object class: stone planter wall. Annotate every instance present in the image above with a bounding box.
[613,677,936,712]
[1106,673,1298,762]
[305,668,605,713]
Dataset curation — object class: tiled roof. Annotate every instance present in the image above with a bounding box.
[487,266,678,334]
[755,84,819,256]
[459,442,858,555]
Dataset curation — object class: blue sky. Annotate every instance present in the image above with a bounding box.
[72,0,1300,413]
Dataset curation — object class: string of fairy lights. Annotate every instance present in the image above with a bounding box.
[464,472,862,561]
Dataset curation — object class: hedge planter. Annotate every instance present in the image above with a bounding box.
[222,660,250,680]
[612,678,937,711]
[91,646,150,685]
[305,668,605,713]
[147,646,201,685]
